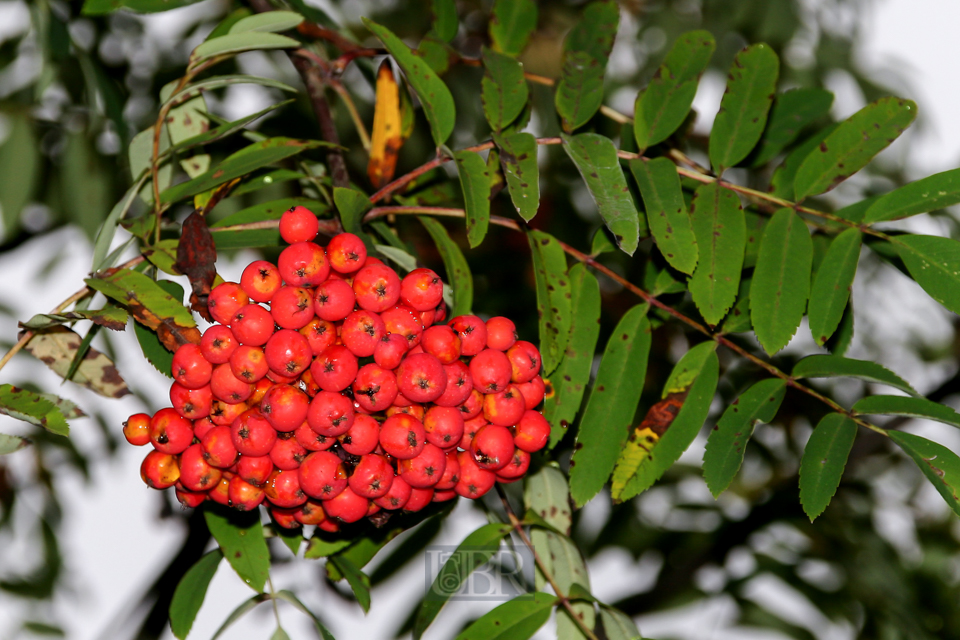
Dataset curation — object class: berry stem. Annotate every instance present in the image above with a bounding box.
[494,484,601,640]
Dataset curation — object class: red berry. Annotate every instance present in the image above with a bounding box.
[271,286,315,330]
[193,416,217,440]
[270,506,300,529]
[307,390,355,436]
[454,450,496,499]
[170,382,213,420]
[482,384,526,427]
[448,315,487,356]
[172,343,212,389]
[381,305,424,348]
[349,454,395,499]
[295,499,328,525]
[241,260,282,303]
[175,485,207,508]
[300,318,337,355]
[458,388,484,420]
[403,487,435,512]
[149,408,194,454]
[229,475,266,510]
[141,450,180,489]
[470,424,515,470]
[327,232,367,274]
[379,413,426,459]
[230,409,278,457]
[352,364,399,412]
[374,333,408,369]
[421,325,461,364]
[486,316,517,351]
[264,329,312,377]
[231,304,275,346]
[374,475,412,510]
[459,415,488,450]
[516,375,545,409]
[514,410,551,452]
[341,310,386,357]
[270,435,308,470]
[210,399,248,426]
[280,205,319,243]
[201,425,239,468]
[264,468,307,508]
[423,405,465,449]
[396,352,447,403]
[310,345,359,392]
[495,449,531,483]
[338,413,380,456]
[314,279,356,322]
[435,449,461,490]
[299,451,348,500]
[123,413,151,446]
[278,241,329,287]
[260,384,309,432]
[353,263,401,312]
[200,325,238,364]
[432,489,458,502]
[229,345,269,383]
[179,443,222,492]
[210,363,255,404]
[399,443,446,488]
[208,282,250,326]
[433,360,473,407]
[208,476,231,505]
[506,341,542,384]
[322,486,369,523]
[295,421,336,452]
[399,268,444,311]
[237,454,274,486]
[470,349,512,393]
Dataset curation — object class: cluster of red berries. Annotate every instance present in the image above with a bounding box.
[122,206,549,532]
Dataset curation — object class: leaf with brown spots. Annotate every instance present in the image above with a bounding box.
[455,150,491,248]
[175,210,218,322]
[703,378,785,497]
[368,61,403,189]
[19,305,128,332]
[204,504,270,592]
[86,269,200,352]
[890,431,960,518]
[0,384,69,437]
[0,433,31,455]
[496,132,540,221]
[22,326,129,398]
[526,230,571,376]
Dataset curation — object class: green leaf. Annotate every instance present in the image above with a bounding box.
[544,533,595,638]
[563,133,641,256]
[542,264,601,448]
[749,208,812,354]
[750,88,834,166]
[527,230,571,376]
[210,594,269,640]
[162,138,326,204]
[274,591,336,640]
[799,413,857,520]
[591,228,616,256]
[0,385,69,437]
[489,0,537,56]
[564,0,619,63]
[418,216,473,316]
[613,346,719,501]
[455,150,492,248]
[703,378,786,497]
[688,182,745,326]
[496,132,540,222]
[169,550,223,640]
[166,96,208,145]
[792,355,917,396]
[332,187,376,252]
[794,97,917,200]
[363,18,456,147]
[328,555,371,613]
[86,270,197,342]
[524,465,572,534]
[481,48,528,132]
[20,307,128,332]
[272,525,303,557]
[376,245,418,273]
[62,132,112,241]
[0,112,39,239]
[82,0,202,15]
[165,100,295,159]
[453,592,556,640]
[630,157,698,273]
[889,431,960,518]
[92,178,145,271]
[864,168,960,223]
[304,534,351,559]
[769,124,837,201]
[808,229,861,345]
[634,30,714,150]
[555,50,606,133]
[895,234,960,315]
[429,0,458,41]
[599,606,642,640]
[0,434,31,455]
[271,629,291,640]
[569,307,651,507]
[709,44,779,173]
[414,523,512,639]
[165,75,297,109]
[192,32,300,62]
[203,506,270,592]
[853,395,960,429]
[213,197,320,229]
[228,11,303,34]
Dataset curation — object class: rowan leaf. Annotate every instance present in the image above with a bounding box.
[489,0,537,56]
[523,465,572,534]
[228,10,303,34]
[527,230,571,376]
[794,97,917,200]
[453,592,556,640]
[429,0,458,41]
[496,132,540,221]
[482,48,528,132]
[799,413,857,520]
[889,431,960,517]
[328,555,371,613]
[599,607,642,640]
[23,327,129,398]
[769,125,837,201]
[20,306,128,332]
[634,30,714,150]
[688,182,745,326]
[792,355,917,396]
[808,229,861,345]
[191,32,299,63]
[749,208,812,354]
[895,234,960,315]
[542,264,601,448]
[418,216,473,316]
[630,157,698,273]
[613,343,719,501]
[0,385,69,437]
[569,307,651,507]
[455,150,492,247]
[564,0,619,62]
[750,88,833,166]
[273,591,336,640]
[853,395,960,429]
[210,594,269,640]
[703,378,786,497]
[547,532,595,639]
[414,523,512,639]
[0,433,31,455]
[169,550,222,640]
[203,505,270,593]
[368,61,402,189]
[864,168,960,223]
[709,44,779,173]
[555,50,606,133]
[176,210,218,322]
[0,112,40,239]
[364,18,456,147]
[165,100,295,160]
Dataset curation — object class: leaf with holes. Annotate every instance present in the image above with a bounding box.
[688,182,745,326]
[634,30,715,150]
[792,354,916,395]
[749,208,812,354]
[204,506,270,593]
[569,306,651,507]
[24,327,129,398]
[542,263,601,448]
[794,97,917,200]
[799,413,857,520]
[527,229,571,376]
[455,150,492,248]
[364,18,455,147]
[750,88,833,166]
[563,133,640,256]
[853,395,960,429]
[419,216,473,317]
[703,378,785,497]
[809,228,861,345]
[631,157,698,273]
[496,132,540,221]
[482,47,528,132]
[489,0,537,56]
[895,234,960,315]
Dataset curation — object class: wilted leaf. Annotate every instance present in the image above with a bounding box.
[368,61,403,189]
[20,306,128,332]
[23,327,129,398]
[175,210,218,322]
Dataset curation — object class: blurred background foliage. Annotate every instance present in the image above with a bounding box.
[1,0,959,638]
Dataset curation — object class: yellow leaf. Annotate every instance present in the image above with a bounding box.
[368,60,403,189]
